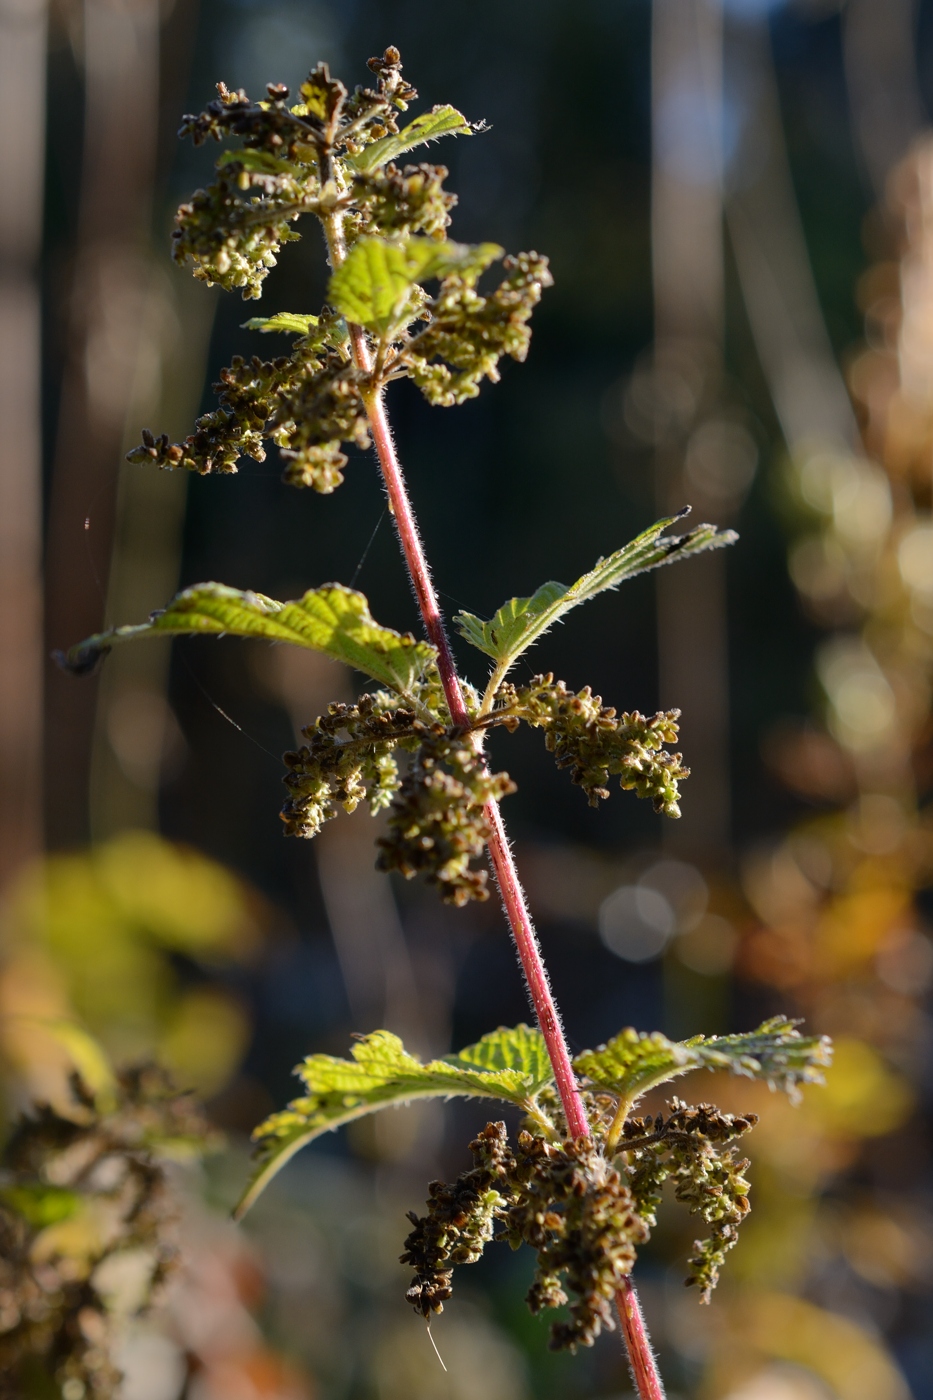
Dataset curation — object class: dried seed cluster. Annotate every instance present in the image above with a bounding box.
[0,1068,214,1399]
[493,675,688,816]
[401,1102,759,1350]
[401,1122,513,1318]
[376,725,515,905]
[401,1123,648,1353]
[504,1131,649,1351]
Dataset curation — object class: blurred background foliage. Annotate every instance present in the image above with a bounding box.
[1,0,933,1397]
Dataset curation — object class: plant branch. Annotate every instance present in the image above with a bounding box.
[319,212,589,1141]
[320,210,664,1392]
[617,1280,665,1400]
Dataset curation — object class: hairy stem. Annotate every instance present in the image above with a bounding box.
[617,1280,665,1400]
[321,212,662,1389]
[359,370,589,1140]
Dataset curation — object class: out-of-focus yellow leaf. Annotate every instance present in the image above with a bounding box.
[94,831,262,960]
[715,1291,911,1400]
[18,1017,116,1111]
[814,877,912,976]
[817,1038,913,1138]
[157,989,251,1098]
[0,835,264,1094]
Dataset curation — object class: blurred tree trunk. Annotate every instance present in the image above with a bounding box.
[725,16,858,455]
[43,0,160,848]
[651,0,730,865]
[843,0,923,200]
[0,0,47,887]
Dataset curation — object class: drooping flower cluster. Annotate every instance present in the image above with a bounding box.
[400,1100,759,1351]
[376,724,516,906]
[406,251,554,406]
[127,46,551,489]
[127,313,369,492]
[277,665,688,907]
[623,1100,757,1300]
[281,694,420,838]
[492,674,688,816]
[401,1121,514,1319]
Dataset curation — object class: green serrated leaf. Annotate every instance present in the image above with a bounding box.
[57,582,436,697]
[443,1022,553,1088]
[243,312,319,336]
[456,510,738,679]
[574,1016,832,1112]
[349,104,473,173]
[234,1024,551,1219]
[328,235,502,334]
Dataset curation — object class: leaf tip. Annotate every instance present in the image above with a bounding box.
[53,642,110,678]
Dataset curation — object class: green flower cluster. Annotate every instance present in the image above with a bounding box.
[172,53,419,298]
[278,666,687,905]
[406,251,554,406]
[348,160,456,243]
[128,47,547,487]
[493,674,688,815]
[281,694,420,838]
[126,315,370,492]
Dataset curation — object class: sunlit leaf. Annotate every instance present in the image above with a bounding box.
[328,235,501,334]
[456,510,737,675]
[235,1024,551,1219]
[350,104,473,173]
[243,311,319,335]
[574,1016,832,1110]
[57,582,436,696]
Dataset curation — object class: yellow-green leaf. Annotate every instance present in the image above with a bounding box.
[456,510,737,678]
[234,1024,551,1219]
[243,312,319,336]
[574,1016,832,1111]
[350,104,473,173]
[57,582,436,696]
[12,1016,117,1112]
[328,235,501,334]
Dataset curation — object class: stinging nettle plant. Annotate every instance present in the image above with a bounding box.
[60,48,831,1397]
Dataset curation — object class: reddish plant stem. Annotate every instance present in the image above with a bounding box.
[359,370,664,1393]
[334,230,663,1391]
[616,1281,665,1400]
[354,355,589,1139]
